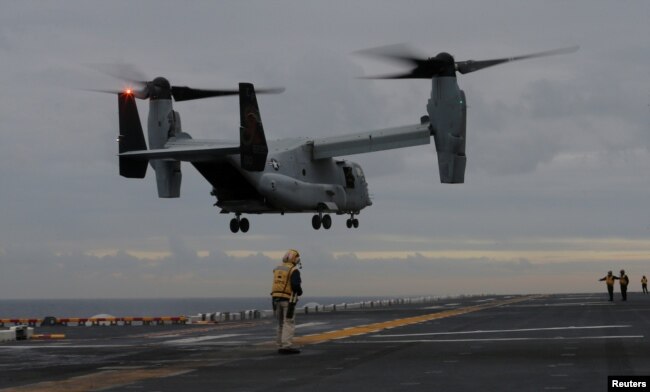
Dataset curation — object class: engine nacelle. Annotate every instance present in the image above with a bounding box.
[148,100,183,198]
[427,77,467,183]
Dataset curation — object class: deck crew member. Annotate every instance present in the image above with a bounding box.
[642,275,648,294]
[619,270,629,301]
[271,249,303,354]
[598,271,618,301]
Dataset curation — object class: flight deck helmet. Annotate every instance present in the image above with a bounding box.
[283,249,301,266]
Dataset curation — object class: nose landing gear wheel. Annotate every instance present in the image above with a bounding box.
[346,214,359,229]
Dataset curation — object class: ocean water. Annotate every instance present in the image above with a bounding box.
[0,296,388,318]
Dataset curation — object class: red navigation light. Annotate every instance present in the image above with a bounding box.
[125,88,133,95]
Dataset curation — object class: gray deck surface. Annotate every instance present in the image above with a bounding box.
[1,293,648,391]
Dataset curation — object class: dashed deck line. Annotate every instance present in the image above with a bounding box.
[294,295,539,345]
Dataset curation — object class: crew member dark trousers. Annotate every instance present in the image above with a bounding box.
[643,284,648,294]
[620,285,627,301]
[607,285,614,301]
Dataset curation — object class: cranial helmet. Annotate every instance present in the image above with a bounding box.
[608,271,612,275]
[283,249,301,265]
[620,270,625,274]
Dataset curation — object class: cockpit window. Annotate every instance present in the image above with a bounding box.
[343,167,355,188]
[355,166,364,179]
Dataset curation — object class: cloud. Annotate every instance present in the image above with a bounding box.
[1,1,649,299]
[2,235,648,299]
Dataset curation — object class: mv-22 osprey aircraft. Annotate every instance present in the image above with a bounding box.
[112,46,577,233]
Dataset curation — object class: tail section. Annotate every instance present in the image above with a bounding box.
[239,83,268,171]
[118,92,148,178]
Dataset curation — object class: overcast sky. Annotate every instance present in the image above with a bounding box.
[1,1,649,299]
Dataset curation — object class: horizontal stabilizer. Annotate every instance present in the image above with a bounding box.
[120,144,240,162]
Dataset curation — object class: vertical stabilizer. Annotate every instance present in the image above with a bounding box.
[239,83,269,171]
[118,93,148,178]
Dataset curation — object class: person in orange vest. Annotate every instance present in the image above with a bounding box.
[271,249,303,354]
[618,270,629,301]
[642,275,648,294]
[598,271,618,301]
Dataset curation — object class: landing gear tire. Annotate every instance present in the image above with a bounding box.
[346,214,359,229]
[322,214,332,230]
[229,218,240,233]
[312,215,322,230]
[230,215,249,233]
[240,218,250,233]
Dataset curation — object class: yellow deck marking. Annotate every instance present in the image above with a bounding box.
[31,334,66,340]
[3,296,540,391]
[2,368,194,392]
[294,295,540,345]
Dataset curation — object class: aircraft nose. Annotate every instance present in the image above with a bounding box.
[364,184,372,206]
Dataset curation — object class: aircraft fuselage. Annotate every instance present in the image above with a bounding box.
[210,137,372,216]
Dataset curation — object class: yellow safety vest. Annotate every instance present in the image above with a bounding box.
[642,277,648,285]
[271,262,296,299]
[606,276,615,286]
[620,275,628,286]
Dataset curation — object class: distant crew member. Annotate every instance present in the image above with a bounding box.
[618,270,629,301]
[642,275,648,294]
[271,249,303,354]
[598,271,618,301]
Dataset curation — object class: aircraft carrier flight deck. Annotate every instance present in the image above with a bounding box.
[1,293,648,392]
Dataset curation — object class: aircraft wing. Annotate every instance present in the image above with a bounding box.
[311,123,431,159]
[119,137,240,162]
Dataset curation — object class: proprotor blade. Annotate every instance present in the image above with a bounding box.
[80,87,148,99]
[356,44,579,79]
[171,86,285,102]
[90,63,149,86]
[354,43,426,66]
[455,46,579,74]
[355,44,456,79]
[170,86,239,102]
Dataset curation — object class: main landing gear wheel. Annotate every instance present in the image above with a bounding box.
[230,218,239,233]
[346,215,359,229]
[230,215,249,233]
[239,218,250,233]
[312,213,332,230]
[312,215,321,230]
[322,214,332,229]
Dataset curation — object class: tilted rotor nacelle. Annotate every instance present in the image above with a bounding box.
[427,78,467,184]
[356,44,579,184]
